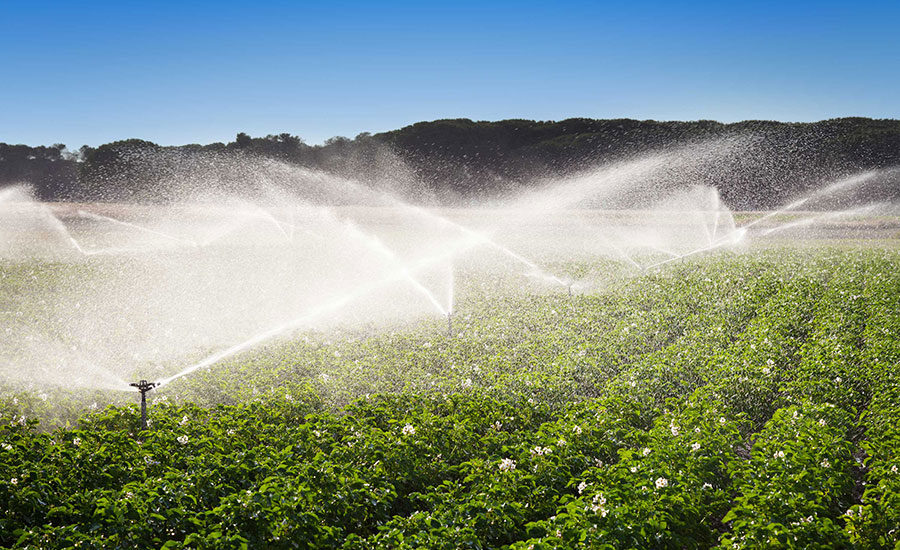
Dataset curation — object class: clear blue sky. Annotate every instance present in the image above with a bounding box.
[1,0,898,147]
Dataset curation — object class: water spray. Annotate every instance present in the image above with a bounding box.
[78,210,198,247]
[129,379,157,431]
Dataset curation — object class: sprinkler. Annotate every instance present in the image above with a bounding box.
[447,312,453,337]
[129,380,157,431]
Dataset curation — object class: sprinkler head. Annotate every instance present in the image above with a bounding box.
[130,380,157,432]
[129,379,157,394]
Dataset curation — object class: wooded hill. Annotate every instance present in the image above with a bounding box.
[2,117,899,209]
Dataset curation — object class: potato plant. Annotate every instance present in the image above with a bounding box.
[3,247,900,548]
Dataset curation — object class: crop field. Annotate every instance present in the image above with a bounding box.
[3,238,900,549]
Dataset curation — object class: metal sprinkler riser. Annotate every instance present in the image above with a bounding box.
[129,380,157,431]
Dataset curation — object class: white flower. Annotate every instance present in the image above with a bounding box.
[577,481,588,494]
[177,435,189,445]
[818,419,827,426]
[835,377,842,383]
[891,465,898,474]
[762,367,771,375]
[774,450,785,459]
[531,446,552,456]
[702,482,712,490]
[10,477,18,485]
[821,459,830,468]
[498,458,516,472]
[719,417,726,424]
[573,425,583,435]
[226,429,235,436]
[401,424,416,436]
[642,447,651,456]
[655,477,669,489]
[766,359,775,367]
[629,466,638,473]
[492,421,503,431]
[2,442,13,451]
[691,442,701,452]
[179,415,189,426]
[462,378,472,388]
[72,437,81,447]
[589,493,608,514]
[557,438,567,446]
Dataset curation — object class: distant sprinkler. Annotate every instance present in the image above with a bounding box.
[129,379,157,431]
[447,312,453,338]
[567,282,573,297]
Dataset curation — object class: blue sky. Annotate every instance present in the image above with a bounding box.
[1,0,898,147]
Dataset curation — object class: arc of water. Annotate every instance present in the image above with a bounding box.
[78,210,198,247]
[155,233,484,388]
[229,205,449,314]
[711,209,722,242]
[563,213,643,269]
[370,198,571,289]
[224,199,295,241]
[645,170,887,270]
[405,205,572,287]
[23,201,91,256]
[759,202,886,236]
[340,221,449,315]
[700,211,714,246]
[741,170,882,232]
[248,204,292,241]
[644,228,748,270]
[605,240,644,269]
[285,168,573,290]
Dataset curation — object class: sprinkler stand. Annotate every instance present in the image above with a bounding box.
[129,380,157,431]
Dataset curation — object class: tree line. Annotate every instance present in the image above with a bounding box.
[2,117,899,209]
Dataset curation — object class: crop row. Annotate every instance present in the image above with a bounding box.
[3,247,900,547]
